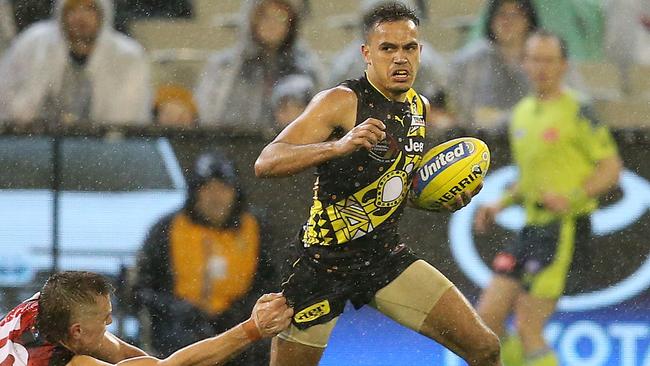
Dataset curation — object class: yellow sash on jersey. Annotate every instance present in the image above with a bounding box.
[303,89,426,246]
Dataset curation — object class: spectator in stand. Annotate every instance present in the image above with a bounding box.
[133,150,279,366]
[154,85,197,128]
[604,0,650,74]
[449,0,586,131]
[270,74,315,132]
[0,0,151,125]
[468,0,605,62]
[0,0,16,57]
[448,0,538,130]
[328,0,447,102]
[195,0,322,134]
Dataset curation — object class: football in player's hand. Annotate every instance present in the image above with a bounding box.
[411,137,491,211]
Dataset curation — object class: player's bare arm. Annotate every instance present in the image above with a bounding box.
[474,183,519,233]
[90,332,147,363]
[542,155,622,214]
[584,155,622,198]
[255,86,386,178]
[68,294,292,366]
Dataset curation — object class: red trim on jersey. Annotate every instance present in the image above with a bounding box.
[0,296,72,366]
[0,355,16,366]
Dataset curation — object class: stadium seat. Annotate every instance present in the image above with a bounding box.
[428,0,484,20]
[626,64,650,100]
[131,20,237,51]
[594,99,650,128]
[427,0,483,51]
[577,62,623,101]
[423,23,465,52]
[194,0,241,25]
[149,49,212,88]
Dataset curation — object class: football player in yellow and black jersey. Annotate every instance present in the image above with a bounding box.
[255,3,501,366]
[474,31,622,366]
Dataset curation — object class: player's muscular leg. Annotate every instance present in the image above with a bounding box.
[477,275,522,337]
[270,337,324,366]
[419,286,502,366]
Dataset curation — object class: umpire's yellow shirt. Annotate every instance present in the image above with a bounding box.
[510,90,618,225]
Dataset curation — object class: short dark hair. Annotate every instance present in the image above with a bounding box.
[37,271,114,343]
[527,29,570,59]
[362,1,419,41]
[485,0,538,42]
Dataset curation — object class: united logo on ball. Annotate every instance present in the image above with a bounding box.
[411,137,491,210]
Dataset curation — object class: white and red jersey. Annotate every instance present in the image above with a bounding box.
[0,294,74,366]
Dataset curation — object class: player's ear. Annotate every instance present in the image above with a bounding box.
[361,44,371,65]
[69,322,82,340]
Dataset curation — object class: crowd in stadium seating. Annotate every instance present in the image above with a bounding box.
[0,0,151,124]
[194,0,322,134]
[0,0,648,129]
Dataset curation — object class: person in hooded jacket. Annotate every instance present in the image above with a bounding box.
[448,0,587,131]
[133,150,278,366]
[447,0,539,130]
[270,73,315,133]
[467,0,605,62]
[0,0,151,125]
[195,0,322,133]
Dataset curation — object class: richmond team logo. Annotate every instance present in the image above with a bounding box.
[369,133,400,163]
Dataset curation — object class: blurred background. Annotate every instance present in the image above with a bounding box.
[0,0,648,365]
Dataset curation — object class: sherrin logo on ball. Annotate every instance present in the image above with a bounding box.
[411,137,491,210]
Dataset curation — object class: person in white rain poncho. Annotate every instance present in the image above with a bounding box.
[0,0,151,125]
[195,0,322,132]
[604,0,650,68]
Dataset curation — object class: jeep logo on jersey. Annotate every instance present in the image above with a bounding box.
[404,138,424,153]
[294,300,331,323]
[449,166,650,312]
[419,142,472,182]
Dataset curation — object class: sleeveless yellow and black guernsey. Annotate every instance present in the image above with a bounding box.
[301,75,426,263]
